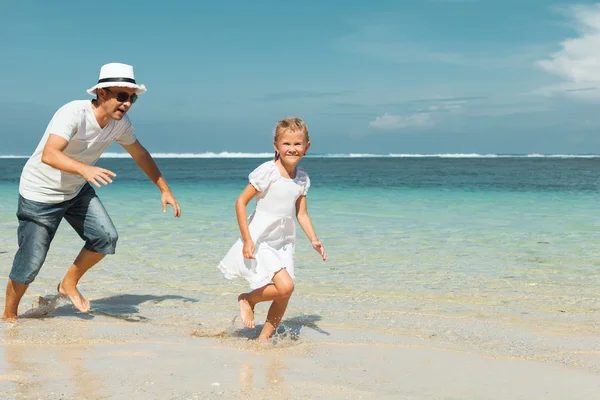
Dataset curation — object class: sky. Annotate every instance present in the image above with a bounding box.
[2,0,600,155]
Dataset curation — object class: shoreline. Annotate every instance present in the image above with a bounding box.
[1,315,599,399]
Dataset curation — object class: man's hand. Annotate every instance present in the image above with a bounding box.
[80,165,116,188]
[161,191,181,217]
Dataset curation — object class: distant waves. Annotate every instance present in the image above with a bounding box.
[2,153,600,159]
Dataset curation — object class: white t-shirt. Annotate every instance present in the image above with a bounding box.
[19,100,137,203]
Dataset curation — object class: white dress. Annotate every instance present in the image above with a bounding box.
[218,160,310,289]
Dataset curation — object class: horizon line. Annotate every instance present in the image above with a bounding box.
[2,152,600,159]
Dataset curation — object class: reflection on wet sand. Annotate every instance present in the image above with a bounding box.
[2,326,40,399]
[58,323,106,398]
[1,322,105,399]
[239,354,287,395]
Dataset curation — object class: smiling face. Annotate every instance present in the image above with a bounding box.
[96,86,137,120]
[274,128,311,167]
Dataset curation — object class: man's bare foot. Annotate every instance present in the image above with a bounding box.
[2,313,17,322]
[238,294,255,329]
[58,281,91,313]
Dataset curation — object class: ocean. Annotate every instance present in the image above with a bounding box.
[1,155,599,360]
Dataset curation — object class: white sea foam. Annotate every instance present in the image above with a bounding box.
[86,152,600,159]
[2,152,600,159]
[20,294,62,318]
[386,153,500,158]
[100,152,275,158]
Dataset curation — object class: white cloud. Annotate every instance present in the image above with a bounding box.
[537,4,600,99]
[369,112,434,131]
[366,98,469,132]
[427,100,465,112]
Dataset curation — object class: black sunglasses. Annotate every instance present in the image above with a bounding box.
[103,88,138,104]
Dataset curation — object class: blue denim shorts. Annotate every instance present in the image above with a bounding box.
[10,184,118,285]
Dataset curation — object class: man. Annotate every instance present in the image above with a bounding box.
[3,63,181,321]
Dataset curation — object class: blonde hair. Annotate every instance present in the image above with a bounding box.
[273,117,309,160]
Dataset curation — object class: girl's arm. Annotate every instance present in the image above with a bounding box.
[295,195,327,261]
[236,184,259,259]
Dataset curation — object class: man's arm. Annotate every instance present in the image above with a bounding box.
[120,140,181,217]
[42,134,116,187]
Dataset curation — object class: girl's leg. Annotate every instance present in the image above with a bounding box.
[258,296,291,342]
[238,268,294,329]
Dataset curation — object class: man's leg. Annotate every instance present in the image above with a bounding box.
[3,280,29,321]
[61,185,118,313]
[3,196,64,321]
[58,249,106,313]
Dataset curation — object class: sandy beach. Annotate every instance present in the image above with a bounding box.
[1,297,599,400]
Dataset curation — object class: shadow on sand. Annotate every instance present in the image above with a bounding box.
[231,314,330,341]
[23,294,198,322]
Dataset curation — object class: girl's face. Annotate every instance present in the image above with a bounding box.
[274,130,310,165]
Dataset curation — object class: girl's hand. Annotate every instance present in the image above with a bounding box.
[312,240,327,261]
[242,239,256,259]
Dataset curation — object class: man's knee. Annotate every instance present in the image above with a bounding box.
[9,251,46,285]
[11,205,59,285]
[85,225,118,254]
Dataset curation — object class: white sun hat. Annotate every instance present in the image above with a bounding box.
[86,63,147,96]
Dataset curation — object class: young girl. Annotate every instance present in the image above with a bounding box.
[218,117,326,342]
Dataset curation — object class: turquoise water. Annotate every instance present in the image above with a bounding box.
[1,157,600,355]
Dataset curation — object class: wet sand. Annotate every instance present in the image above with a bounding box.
[1,304,599,400]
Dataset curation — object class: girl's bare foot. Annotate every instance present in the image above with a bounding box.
[58,282,91,313]
[238,294,255,329]
[257,335,271,345]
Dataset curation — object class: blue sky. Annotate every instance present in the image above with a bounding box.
[2,0,600,155]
